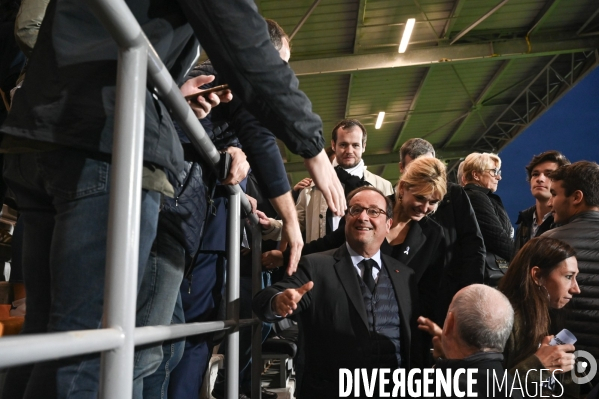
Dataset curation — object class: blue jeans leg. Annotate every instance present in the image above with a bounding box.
[168,252,225,399]
[2,150,159,399]
[140,292,185,399]
[133,216,185,399]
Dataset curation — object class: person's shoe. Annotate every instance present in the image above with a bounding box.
[260,388,278,399]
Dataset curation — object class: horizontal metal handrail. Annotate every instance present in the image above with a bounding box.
[0,316,263,370]
[0,328,124,369]
[134,320,235,346]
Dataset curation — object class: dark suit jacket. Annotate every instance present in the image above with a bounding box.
[253,244,417,398]
[298,201,445,323]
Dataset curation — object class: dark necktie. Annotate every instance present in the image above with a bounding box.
[360,259,378,292]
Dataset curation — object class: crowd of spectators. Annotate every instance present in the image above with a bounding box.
[0,1,598,399]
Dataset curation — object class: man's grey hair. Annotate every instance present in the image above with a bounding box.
[450,284,514,352]
[399,138,436,166]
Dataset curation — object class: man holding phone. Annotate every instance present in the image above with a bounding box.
[166,19,297,399]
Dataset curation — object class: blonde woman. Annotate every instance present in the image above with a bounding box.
[462,152,514,286]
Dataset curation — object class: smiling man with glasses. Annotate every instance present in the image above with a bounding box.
[253,186,417,398]
[346,204,389,218]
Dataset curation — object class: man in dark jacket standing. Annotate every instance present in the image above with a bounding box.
[543,161,599,386]
[399,138,485,322]
[514,151,570,253]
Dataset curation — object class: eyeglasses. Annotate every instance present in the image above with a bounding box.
[485,168,502,177]
[347,204,388,218]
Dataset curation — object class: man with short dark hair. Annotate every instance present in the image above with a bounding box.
[514,151,570,252]
[254,187,416,398]
[543,161,599,381]
[295,119,394,242]
[398,138,485,321]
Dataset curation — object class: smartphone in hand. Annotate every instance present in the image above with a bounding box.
[184,84,230,102]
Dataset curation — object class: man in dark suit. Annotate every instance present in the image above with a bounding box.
[253,186,417,398]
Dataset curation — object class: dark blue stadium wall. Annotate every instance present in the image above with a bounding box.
[497,67,599,228]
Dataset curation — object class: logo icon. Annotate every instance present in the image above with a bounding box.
[571,350,597,384]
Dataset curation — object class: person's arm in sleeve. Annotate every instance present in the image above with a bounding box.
[14,0,51,57]
[230,102,303,273]
[176,0,345,216]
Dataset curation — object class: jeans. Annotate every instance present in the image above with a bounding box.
[137,294,185,399]
[1,149,159,399]
[133,217,186,399]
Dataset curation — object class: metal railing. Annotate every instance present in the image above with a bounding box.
[0,0,264,398]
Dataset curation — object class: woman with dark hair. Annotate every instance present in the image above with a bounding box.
[498,236,581,397]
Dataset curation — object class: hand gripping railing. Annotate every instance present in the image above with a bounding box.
[0,0,264,398]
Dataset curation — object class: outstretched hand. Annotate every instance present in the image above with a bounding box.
[304,150,346,216]
[417,316,445,359]
[272,281,314,317]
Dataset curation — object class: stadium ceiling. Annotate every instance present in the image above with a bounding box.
[255,0,599,183]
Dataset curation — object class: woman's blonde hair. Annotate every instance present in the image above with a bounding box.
[462,152,501,183]
[397,157,447,201]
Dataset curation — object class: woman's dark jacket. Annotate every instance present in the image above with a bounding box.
[463,183,514,262]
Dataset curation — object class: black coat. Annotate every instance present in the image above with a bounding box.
[435,352,523,399]
[253,244,416,398]
[463,184,514,262]
[1,0,325,174]
[430,182,485,319]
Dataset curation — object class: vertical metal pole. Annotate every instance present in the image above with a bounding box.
[250,221,263,399]
[99,44,147,399]
[226,192,241,399]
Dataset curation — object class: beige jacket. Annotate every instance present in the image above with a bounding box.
[264,169,394,243]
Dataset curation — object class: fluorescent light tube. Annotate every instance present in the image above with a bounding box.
[399,18,416,53]
[375,112,385,129]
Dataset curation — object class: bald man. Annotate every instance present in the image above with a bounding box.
[418,284,522,399]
